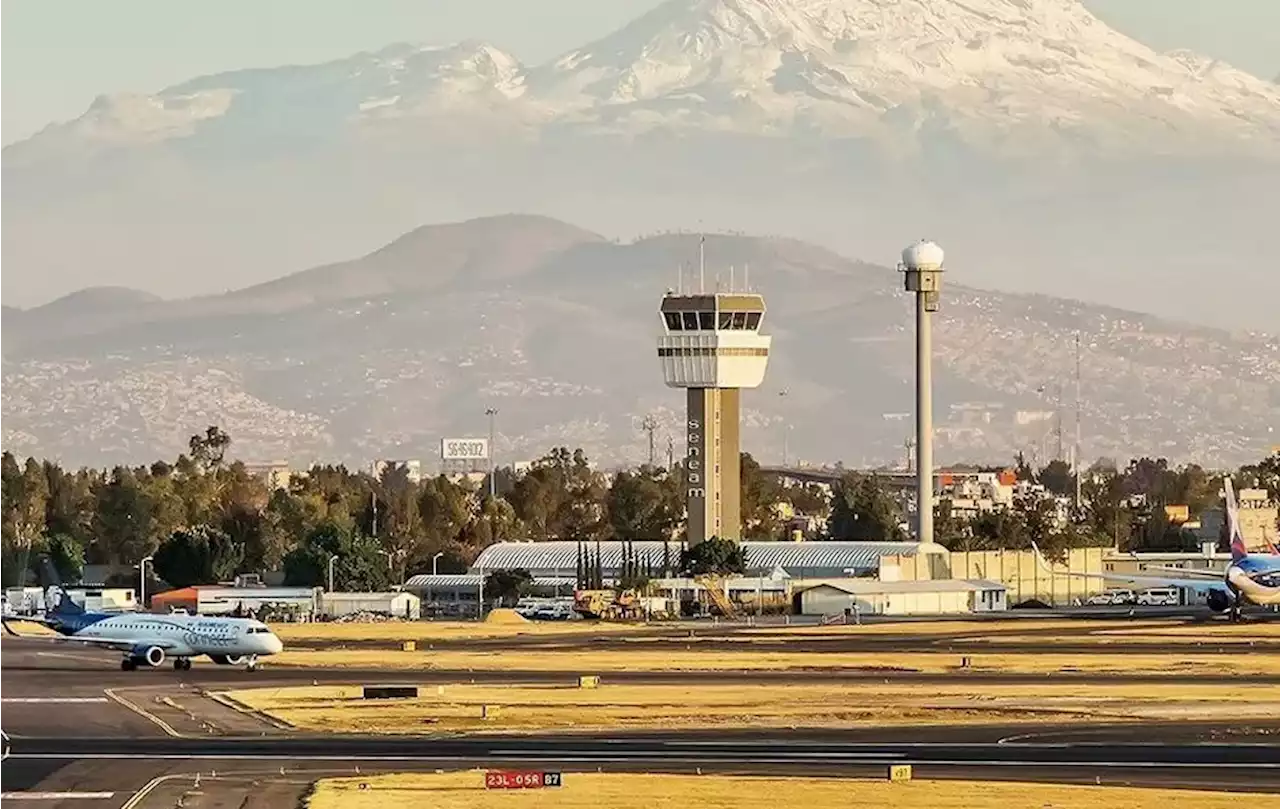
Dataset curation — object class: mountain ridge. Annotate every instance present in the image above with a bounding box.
[3,214,1276,471]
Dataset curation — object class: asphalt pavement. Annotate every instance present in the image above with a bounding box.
[5,615,1280,806]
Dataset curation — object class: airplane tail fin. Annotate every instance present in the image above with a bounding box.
[37,556,82,616]
[1224,477,1249,562]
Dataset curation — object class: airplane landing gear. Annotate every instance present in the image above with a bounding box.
[172,658,192,671]
[121,658,136,671]
[244,655,259,672]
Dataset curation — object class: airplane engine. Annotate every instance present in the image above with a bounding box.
[1206,589,1231,612]
[209,655,246,666]
[132,646,166,667]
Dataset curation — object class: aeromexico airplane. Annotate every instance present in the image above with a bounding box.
[2,572,283,671]
[1035,478,1280,620]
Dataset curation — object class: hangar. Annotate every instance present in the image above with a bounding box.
[795,578,1008,616]
[467,540,941,581]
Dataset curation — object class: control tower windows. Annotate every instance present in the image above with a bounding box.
[745,312,762,330]
[730,312,747,329]
[682,312,699,330]
[664,313,682,331]
[718,312,734,330]
[699,312,716,330]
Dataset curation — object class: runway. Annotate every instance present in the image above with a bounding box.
[5,616,1280,807]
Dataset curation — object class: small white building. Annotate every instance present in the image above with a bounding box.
[318,591,421,620]
[797,579,1007,617]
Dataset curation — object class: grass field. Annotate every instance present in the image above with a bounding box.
[269,645,1280,675]
[224,678,1280,734]
[304,771,1280,809]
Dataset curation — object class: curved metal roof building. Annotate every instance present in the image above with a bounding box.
[468,540,926,579]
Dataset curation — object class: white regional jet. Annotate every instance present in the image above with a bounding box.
[1034,478,1280,620]
[2,576,283,671]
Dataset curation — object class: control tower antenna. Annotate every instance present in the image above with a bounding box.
[658,251,772,545]
[900,240,946,546]
[744,262,750,291]
[729,264,735,292]
[699,234,706,292]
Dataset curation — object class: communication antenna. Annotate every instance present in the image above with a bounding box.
[744,262,750,291]
[729,264,735,292]
[699,234,706,293]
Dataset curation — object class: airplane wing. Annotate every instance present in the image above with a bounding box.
[1030,543,1227,592]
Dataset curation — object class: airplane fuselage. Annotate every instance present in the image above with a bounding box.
[51,612,283,668]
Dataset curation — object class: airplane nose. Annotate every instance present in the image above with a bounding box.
[266,634,283,655]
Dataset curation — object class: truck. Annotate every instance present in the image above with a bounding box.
[573,589,642,621]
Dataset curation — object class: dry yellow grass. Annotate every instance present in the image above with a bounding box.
[305,771,1280,809]
[269,646,1280,676]
[0,620,55,636]
[225,680,1280,735]
[273,620,649,644]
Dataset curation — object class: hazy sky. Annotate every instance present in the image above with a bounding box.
[3,0,1279,145]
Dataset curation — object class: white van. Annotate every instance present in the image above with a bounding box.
[1137,587,1180,607]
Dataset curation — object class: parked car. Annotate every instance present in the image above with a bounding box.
[1137,587,1180,606]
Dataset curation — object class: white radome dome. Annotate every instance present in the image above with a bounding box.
[902,240,945,270]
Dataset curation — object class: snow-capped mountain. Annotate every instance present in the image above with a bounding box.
[9,0,1279,160]
[4,0,1280,329]
[529,0,1280,149]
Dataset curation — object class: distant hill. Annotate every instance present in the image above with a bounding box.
[3,215,1276,470]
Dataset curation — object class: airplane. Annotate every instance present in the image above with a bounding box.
[1033,477,1280,621]
[2,562,283,671]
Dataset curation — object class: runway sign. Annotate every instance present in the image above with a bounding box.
[888,764,913,782]
[485,771,562,789]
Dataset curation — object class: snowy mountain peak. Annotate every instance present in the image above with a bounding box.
[532,0,1280,149]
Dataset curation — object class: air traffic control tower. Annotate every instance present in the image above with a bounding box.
[659,272,771,545]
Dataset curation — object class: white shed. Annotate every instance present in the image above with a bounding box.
[318,591,420,620]
[797,579,1007,617]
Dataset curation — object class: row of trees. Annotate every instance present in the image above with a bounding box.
[3,424,1276,591]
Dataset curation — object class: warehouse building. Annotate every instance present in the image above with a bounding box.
[403,574,576,618]
[466,540,941,581]
[150,586,319,619]
[318,591,421,620]
[796,579,1008,616]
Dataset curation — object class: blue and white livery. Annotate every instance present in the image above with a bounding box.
[3,581,283,671]
[1035,478,1280,620]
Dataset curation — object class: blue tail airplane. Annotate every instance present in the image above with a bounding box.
[1034,478,1280,620]
[2,560,283,671]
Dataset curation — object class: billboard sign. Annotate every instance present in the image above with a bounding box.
[441,438,489,461]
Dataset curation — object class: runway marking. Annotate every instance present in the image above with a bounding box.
[7,753,1280,768]
[35,651,115,667]
[1,697,110,704]
[0,792,116,800]
[104,688,182,738]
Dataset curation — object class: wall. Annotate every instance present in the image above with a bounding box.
[887,547,1109,606]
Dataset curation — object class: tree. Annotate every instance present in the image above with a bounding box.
[740,453,783,539]
[188,425,232,472]
[1037,460,1075,497]
[40,534,86,584]
[152,526,244,588]
[282,521,391,591]
[607,467,681,541]
[827,472,906,541]
[679,537,747,576]
[2,456,51,584]
[485,568,534,607]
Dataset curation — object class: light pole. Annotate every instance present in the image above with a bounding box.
[477,566,485,621]
[901,241,945,546]
[432,552,444,576]
[485,407,499,499]
[138,555,153,611]
[327,554,338,593]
